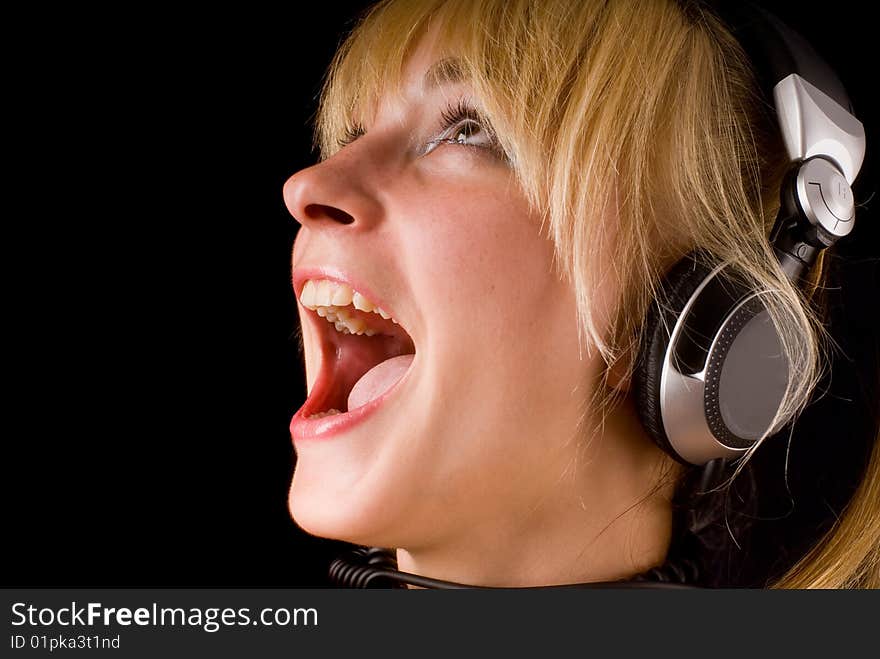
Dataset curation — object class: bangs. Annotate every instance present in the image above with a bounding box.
[314,0,596,174]
[315,0,457,160]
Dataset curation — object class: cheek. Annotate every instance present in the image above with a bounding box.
[396,189,586,463]
[401,187,556,312]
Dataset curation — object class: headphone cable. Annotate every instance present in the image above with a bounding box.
[328,546,700,590]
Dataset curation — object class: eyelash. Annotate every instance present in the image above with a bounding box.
[338,124,365,147]
[336,100,504,159]
[424,100,503,157]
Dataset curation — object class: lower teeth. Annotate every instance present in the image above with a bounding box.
[307,408,343,419]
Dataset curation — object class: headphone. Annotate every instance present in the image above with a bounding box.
[330,1,867,588]
[632,1,866,466]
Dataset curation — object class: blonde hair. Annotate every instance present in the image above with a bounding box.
[313,0,879,588]
[773,429,880,588]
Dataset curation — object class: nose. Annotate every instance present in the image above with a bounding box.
[283,156,379,230]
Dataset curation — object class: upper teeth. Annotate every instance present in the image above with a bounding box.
[299,279,398,336]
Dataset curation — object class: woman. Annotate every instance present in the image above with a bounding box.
[282,0,879,588]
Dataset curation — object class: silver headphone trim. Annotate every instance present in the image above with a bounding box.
[774,73,865,184]
[795,156,855,241]
[659,265,765,465]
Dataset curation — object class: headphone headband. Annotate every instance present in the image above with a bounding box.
[712,1,865,185]
[712,1,852,112]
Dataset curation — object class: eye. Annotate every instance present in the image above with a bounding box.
[423,100,506,159]
[425,119,492,154]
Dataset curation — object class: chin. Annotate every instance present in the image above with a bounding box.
[287,466,405,547]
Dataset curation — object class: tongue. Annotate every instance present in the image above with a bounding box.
[347,354,414,412]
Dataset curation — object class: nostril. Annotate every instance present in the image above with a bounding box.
[305,203,355,225]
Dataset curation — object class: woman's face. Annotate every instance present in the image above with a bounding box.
[283,36,608,550]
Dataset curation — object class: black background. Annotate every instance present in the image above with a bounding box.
[8,1,878,587]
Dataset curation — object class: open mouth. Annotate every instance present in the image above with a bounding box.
[296,278,417,421]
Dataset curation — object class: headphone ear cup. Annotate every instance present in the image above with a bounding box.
[633,253,715,463]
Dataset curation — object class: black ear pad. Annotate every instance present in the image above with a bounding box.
[633,253,715,463]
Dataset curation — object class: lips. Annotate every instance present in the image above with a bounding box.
[290,267,417,441]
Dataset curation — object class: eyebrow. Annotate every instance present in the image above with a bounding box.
[423,57,468,91]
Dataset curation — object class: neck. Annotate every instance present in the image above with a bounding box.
[396,397,681,588]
